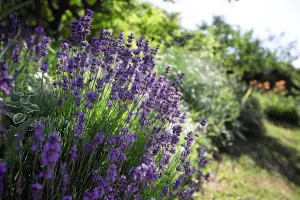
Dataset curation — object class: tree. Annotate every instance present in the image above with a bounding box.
[2,0,181,45]
[172,15,300,95]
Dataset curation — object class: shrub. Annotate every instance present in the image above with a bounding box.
[0,11,209,199]
[256,92,300,125]
[156,48,241,148]
[237,94,265,137]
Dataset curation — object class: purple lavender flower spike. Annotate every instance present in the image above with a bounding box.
[86,91,98,103]
[70,9,94,45]
[0,162,7,196]
[173,174,184,190]
[74,111,84,137]
[84,185,105,200]
[61,163,70,192]
[40,166,54,179]
[41,131,61,166]
[176,165,182,172]
[32,122,45,152]
[0,128,6,135]
[57,98,63,106]
[130,163,158,185]
[197,118,208,131]
[159,153,171,170]
[33,123,45,139]
[93,133,105,148]
[40,63,48,73]
[75,75,84,88]
[70,146,77,161]
[106,164,117,183]
[179,188,195,200]
[121,133,137,148]
[162,184,169,196]
[134,194,142,200]
[83,192,93,200]
[125,184,139,196]
[35,26,44,35]
[10,13,17,20]
[31,183,42,200]
[62,196,72,200]
[200,159,208,167]
[38,36,52,58]
[12,53,20,63]
[84,142,92,152]
[108,148,126,162]
[165,65,171,74]
[105,193,115,200]
[205,172,211,181]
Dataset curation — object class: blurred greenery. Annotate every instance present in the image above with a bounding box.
[238,94,265,138]
[2,0,181,47]
[156,48,242,148]
[255,92,300,125]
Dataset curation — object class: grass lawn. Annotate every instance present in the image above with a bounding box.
[195,120,300,200]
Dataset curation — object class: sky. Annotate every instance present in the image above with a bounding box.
[147,0,300,67]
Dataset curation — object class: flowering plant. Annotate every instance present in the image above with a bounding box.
[0,10,209,200]
[249,79,288,94]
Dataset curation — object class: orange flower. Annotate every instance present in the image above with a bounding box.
[274,87,280,93]
[249,80,257,85]
[257,83,263,88]
[275,80,286,87]
[263,81,270,90]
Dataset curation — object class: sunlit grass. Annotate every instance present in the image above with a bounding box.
[195,120,300,200]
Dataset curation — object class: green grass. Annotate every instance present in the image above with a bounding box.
[254,92,300,125]
[195,120,300,200]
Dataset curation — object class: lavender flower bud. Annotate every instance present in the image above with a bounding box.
[31,183,42,200]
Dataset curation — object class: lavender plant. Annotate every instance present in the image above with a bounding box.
[0,10,209,200]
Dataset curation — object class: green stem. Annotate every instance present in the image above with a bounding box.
[39,73,44,117]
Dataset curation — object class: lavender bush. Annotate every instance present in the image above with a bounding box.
[0,10,209,200]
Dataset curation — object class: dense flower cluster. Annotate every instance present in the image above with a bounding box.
[1,15,51,60]
[249,79,288,94]
[70,9,94,45]
[0,14,20,44]
[39,131,61,179]
[0,10,209,200]
[0,60,14,95]
[0,14,52,96]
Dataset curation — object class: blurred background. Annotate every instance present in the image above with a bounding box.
[2,0,300,199]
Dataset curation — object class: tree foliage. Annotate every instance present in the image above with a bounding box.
[172,16,300,96]
[2,0,181,46]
